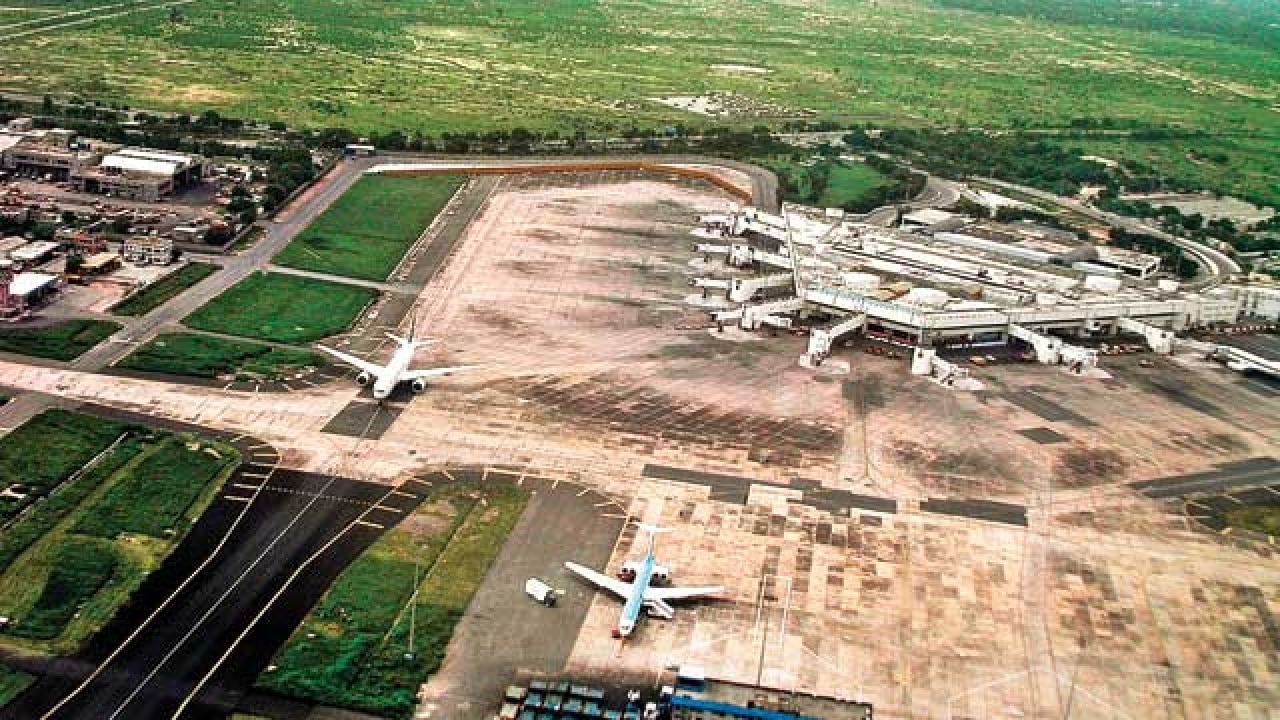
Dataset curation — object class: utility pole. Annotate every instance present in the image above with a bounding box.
[405,562,420,661]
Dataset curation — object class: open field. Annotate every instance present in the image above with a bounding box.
[0,409,131,521]
[274,175,465,282]
[0,0,1273,141]
[0,410,239,655]
[0,666,33,707]
[0,319,121,362]
[258,482,527,719]
[183,271,377,344]
[117,332,326,381]
[108,262,219,317]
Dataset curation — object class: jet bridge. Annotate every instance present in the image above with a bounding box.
[805,312,867,365]
[729,272,795,303]
[911,347,970,386]
[1009,324,1099,370]
[1116,317,1176,354]
[739,296,806,330]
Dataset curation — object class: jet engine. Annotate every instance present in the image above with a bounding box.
[411,378,427,393]
[356,371,372,386]
[651,565,670,585]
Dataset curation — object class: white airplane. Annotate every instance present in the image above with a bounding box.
[565,523,723,638]
[316,318,478,400]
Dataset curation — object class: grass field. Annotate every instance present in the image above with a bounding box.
[0,410,239,654]
[258,483,528,719]
[0,409,132,522]
[0,319,121,362]
[184,272,377,344]
[274,175,465,282]
[0,1,1276,206]
[118,332,326,381]
[109,262,219,317]
[0,666,34,707]
[1225,503,1280,536]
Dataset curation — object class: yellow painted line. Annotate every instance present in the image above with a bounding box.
[577,488,590,497]
[231,483,260,490]
[224,495,253,503]
[240,472,271,479]
[601,513,629,519]
[355,520,385,529]
[391,489,417,499]
[371,504,403,514]
[248,443,272,450]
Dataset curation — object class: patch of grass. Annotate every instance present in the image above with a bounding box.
[274,175,464,282]
[0,319,120,362]
[819,161,895,209]
[1224,503,1280,536]
[117,332,326,381]
[9,536,118,640]
[109,262,219,316]
[0,411,239,655]
[184,272,377,344]
[258,483,528,719]
[0,665,34,707]
[0,437,148,570]
[0,409,132,522]
[74,436,237,539]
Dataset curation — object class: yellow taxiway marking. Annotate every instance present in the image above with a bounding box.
[224,495,253,503]
[355,520,385,529]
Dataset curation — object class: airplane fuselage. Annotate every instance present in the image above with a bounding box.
[617,550,655,637]
[372,343,418,399]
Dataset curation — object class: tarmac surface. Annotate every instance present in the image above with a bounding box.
[417,468,626,720]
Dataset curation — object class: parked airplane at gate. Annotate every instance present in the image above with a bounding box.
[565,523,723,638]
[317,318,478,400]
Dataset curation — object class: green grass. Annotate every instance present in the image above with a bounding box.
[0,411,239,654]
[109,262,219,317]
[1224,503,1280,536]
[9,537,118,640]
[258,483,528,719]
[184,272,377,344]
[0,409,132,521]
[274,175,465,282]
[117,332,326,381]
[74,436,238,539]
[0,319,121,362]
[818,161,895,209]
[0,666,35,707]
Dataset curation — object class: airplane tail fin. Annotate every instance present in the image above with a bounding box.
[634,522,671,556]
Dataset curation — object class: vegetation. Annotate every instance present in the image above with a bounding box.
[1224,503,1280,536]
[74,436,238,539]
[109,262,219,316]
[0,410,239,654]
[0,409,131,521]
[274,175,464,282]
[184,272,377,344]
[118,333,326,382]
[9,537,118,640]
[0,319,121,362]
[0,666,34,707]
[761,155,907,213]
[258,483,528,719]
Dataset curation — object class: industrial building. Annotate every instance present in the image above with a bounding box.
[73,147,208,201]
[0,260,59,316]
[0,120,207,200]
[691,204,1274,378]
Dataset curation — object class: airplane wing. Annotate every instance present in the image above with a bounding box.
[645,584,725,601]
[401,365,481,381]
[564,562,633,598]
[316,345,385,378]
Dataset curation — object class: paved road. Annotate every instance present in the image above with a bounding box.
[975,177,1242,286]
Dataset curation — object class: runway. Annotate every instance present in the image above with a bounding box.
[4,469,426,720]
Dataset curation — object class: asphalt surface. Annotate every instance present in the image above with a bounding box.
[1130,457,1280,500]
[4,467,418,720]
[418,468,626,720]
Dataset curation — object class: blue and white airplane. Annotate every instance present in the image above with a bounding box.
[565,523,724,638]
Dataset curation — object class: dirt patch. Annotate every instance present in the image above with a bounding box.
[889,439,1024,496]
[1054,444,1131,489]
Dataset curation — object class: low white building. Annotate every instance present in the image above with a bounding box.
[121,236,174,265]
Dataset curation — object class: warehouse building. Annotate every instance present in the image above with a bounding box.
[73,147,208,201]
[1,129,100,180]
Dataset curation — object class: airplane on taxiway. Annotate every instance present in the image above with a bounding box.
[566,522,723,638]
[316,316,478,400]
